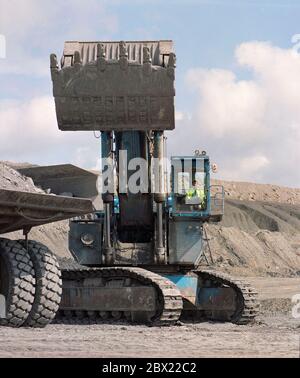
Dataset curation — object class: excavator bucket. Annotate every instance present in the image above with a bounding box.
[50,40,176,131]
[0,189,94,234]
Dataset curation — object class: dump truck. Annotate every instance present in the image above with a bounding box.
[0,188,93,327]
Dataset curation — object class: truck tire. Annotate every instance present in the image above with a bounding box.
[19,240,62,328]
[0,239,35,327]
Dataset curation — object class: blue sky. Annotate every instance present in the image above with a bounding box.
[0,0,300,186]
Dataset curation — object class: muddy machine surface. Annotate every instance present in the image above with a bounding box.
[49,40,259,325]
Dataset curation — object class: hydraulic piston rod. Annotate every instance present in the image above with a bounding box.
[101,131,115,265]
[153,131,166,264]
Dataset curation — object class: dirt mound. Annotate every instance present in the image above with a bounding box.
[3,161,38,170]
[221,199,300,234]
[213,179,300,205]
[207,225,300,277]
[206,199,300,277]
[204,182,300,277]
[0,162,44,193]
[4,221,71,258]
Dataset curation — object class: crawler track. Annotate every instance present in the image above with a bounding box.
[56,264,183,325]
[56,260,259,326]
[195,269,260,324]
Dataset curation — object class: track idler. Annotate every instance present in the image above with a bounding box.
[183,269,260,324]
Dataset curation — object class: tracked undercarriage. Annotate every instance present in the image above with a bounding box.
[55,261,259,326]
[57,265,183,325]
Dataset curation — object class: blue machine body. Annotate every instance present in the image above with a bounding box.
[162,274,232,310]
[69,153,224,265]
[68,149,225,308]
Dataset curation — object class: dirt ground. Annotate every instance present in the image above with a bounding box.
[0,277,299,358]
[0,315,299,358]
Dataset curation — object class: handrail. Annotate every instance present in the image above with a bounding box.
[209,185,225,216]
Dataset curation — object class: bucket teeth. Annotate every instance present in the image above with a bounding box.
[119,41,128,70]
[74,51,82,68]
[119,41,128,58]
[97,43,107,72]
[97,43,106,59]
[50,54,59,81]
[167,53,176,79]
[168,53,176,68]
[50,54,59,69]
[143,46,152,64]
[143,46,152,75]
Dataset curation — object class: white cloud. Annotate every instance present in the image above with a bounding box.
[221,155,270,182]
[0,96,100,168]
[186,68,266,140]
[240,155,269,173]
[175,111,184,121]
[0,0,118,76]
[182,41,300,187]
[175,110,192,122]
[0,0,118,38]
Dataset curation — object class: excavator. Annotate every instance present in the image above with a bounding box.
[49,40,259,325]
[0,39,259,328]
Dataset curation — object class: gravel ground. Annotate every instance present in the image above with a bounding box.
[0,277,300,359]
[0,315,299,358]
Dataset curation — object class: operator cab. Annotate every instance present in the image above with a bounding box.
[171,154,210,219]
[168,153,224,265]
